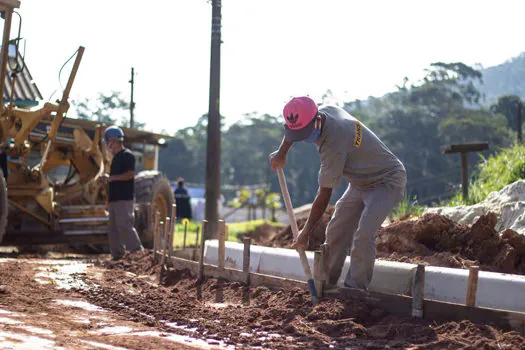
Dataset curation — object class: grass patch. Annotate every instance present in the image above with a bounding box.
[446,143,525,206]
[171,219,285,249]
[227,219,285,241]
[391,193,425,220]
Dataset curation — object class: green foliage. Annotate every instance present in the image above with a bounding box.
[72,91,145,129]
[265,192,281,209]
[171,219,285,248]
[391,193,425,220]
[490,95,523,132]
[447,143,525,206]
[173,220,202,248]
[438,109,513,148]
[227,220,285,241]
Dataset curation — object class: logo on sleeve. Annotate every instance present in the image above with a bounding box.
[354,121,362,148]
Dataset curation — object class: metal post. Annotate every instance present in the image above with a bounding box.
[205,0,222,239]
[129,67,135,129]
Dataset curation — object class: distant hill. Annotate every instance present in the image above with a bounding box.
[478,52,525,106]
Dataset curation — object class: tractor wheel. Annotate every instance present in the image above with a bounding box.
[0,168,6,245]
[135,170,174,247]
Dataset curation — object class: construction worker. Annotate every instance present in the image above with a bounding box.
[269,96,406,290]
[174,177,192,221]
[101,126,144,260]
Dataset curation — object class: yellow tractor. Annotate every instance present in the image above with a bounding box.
[0,0,174,247]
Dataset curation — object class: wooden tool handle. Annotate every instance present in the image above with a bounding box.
[277,168,300,240]
[277,168,318,302]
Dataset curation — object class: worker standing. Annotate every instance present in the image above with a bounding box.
[269,96,406,290]
[174,177,192,221]
[101,126,144,260]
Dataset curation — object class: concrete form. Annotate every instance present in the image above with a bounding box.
[204,240,525,313]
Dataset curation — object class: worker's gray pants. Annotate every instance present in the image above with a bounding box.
[325,174,406,290]
[108,200,143,259]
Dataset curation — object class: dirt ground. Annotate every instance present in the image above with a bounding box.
[245,211,525,275]
[1,248,524,349]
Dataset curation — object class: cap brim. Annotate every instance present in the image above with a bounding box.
[284,118,316,143]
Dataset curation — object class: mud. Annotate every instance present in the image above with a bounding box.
[253,212,525,275]
[0,253,208,349]
[85,250,525,349]
[1,249,524,349]
[377,212,525,274]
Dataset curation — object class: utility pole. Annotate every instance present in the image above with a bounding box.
[205,0,222,239]
[129,67,135,129]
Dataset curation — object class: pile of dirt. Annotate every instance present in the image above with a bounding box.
[255,206,335,250]
[241,222,280,246]
[75,250,525,349]
[265,210,525,275]
[377,212,525,274]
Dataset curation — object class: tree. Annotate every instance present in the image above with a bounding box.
[489,95,522,133]
[72,91,144,129]
[439,109,513,148]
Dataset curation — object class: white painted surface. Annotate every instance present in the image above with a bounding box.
[205,240,525,312]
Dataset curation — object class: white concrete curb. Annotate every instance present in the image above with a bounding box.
[204,240,525,312]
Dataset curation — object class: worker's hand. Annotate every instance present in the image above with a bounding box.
[291,228,309,249]
[99,174,109,184]
[269,150,286,171]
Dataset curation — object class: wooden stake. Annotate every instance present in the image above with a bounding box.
[243,237,251,285]
[198,220,208,283]
[195,226,200,248]
[152,210,160,263]
[157,220,164,264]
[412,264,425,318]
[243,237,251,306]
[170,204,176,256]
[320,243,329,290]
[466,266,479,307]
[171,203,176,223]
[161,217,171,271]
[168,219,175,259]
[183,220,188,249]
[218,220,226,269]
[314,251,323,298]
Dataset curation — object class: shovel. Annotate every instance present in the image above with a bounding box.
[277,168,320,305]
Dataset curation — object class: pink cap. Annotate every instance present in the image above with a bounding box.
[283,96,318,130]
[283,96,318,143]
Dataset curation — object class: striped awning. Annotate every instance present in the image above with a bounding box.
[3,53,43,107]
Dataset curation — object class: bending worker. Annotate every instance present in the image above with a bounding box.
[101,126,144,260]
[269,96,406,290]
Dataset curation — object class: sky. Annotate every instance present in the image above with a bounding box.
[11,0,525,135]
